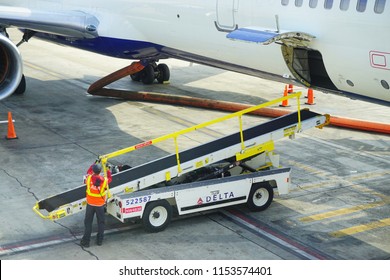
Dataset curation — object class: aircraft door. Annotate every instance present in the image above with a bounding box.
[216,0,239,32]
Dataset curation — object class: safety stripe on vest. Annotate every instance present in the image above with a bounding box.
[86,175,108,197]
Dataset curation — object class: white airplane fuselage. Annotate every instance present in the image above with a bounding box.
[1,0,390,104]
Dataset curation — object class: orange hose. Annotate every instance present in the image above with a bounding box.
[88,80,390,135]
[329,116,390,135]
[89,88,288,118]
[87,62,144,94]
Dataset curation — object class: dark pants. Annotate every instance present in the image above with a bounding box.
[82,204,105,243]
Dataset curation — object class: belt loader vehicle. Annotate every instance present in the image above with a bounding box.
[33,93,329,232]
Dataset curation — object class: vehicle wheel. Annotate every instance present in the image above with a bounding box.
[130,72,141,82]
[142,200,172,232]
[247,182,274,212]
[156,63,170,83]
[140,64,155,84]
[14,74,26,95]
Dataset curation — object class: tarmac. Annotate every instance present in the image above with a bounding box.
[1,30,390,260]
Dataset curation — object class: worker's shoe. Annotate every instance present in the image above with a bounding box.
[96,239,103,246]
[80,239,90,248]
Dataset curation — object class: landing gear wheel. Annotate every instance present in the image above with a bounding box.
[130,72,141,82]
[142,200,172,232]
[156,63,170,83]
[247,183,274,212]
[140,64,155,85]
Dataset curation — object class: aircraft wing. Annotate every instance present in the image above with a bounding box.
[0,6,99,39]
[227,27,315,47]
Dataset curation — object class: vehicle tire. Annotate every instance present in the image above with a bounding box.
[142,200,172,232]
[156,63,170,83]
[130,72,141,82]
[140,64,155,84]
[247,182,274,212]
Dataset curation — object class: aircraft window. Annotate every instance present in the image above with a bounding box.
[295,0,303,7]
[324,0,334,9]
[374,0,387,13]
[340,0,350,10]
[309,0,318,8]
[357,0,368,12]
[381,80,389,90]
[281,0,289,6]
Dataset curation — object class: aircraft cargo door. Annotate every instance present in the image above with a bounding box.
[216,0,239,32]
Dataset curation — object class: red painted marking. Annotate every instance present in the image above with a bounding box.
[226,208,329,260]
[370,51,389,70]
[135,140,153,149]
[122,206,142,214]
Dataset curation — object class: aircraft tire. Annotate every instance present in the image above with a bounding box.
[140,64,155,84]
[156,63,170,83]
[130,72,141,82]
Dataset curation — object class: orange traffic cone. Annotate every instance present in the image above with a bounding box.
[288,84,294,94]
[5,112,18,140]
[305,88,315,105]
[280,85,290,107]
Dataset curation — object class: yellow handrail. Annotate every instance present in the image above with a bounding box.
[99,92,302,174]
[33,203,50,219]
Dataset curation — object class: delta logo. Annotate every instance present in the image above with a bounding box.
[197,192,234,205]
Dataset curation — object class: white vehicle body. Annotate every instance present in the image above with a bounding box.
[108,168,290,232]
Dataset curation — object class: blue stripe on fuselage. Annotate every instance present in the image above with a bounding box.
[35,33,166,59]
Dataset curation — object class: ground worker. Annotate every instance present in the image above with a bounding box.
[80,163,112,247]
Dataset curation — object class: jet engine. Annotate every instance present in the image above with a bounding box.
[0,33,23,101]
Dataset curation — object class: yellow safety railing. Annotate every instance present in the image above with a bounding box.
[33,203,72,220]
[33,203,51,219]
[99,92,302,175]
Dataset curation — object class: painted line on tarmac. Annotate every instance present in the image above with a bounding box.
[221,208,330,260]
[24,61,89,90]
[298,179,389,223]
[345,169,390,182]
[0,235,77,257]
[330,217,390,238]
[135,104,225,139]
[299,133,390,165]
[299,201,386,223]
[294,169,390,192]
[0,224,138,257]
[287,160,331,178]
[24,61,63,80]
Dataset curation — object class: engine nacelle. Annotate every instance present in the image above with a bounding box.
[0,33,23,101]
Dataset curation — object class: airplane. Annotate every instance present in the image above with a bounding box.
[0,0,389,105]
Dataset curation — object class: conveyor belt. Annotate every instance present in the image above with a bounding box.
[38,110,321,212]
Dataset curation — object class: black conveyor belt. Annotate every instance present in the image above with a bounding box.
[39,110,320,212]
